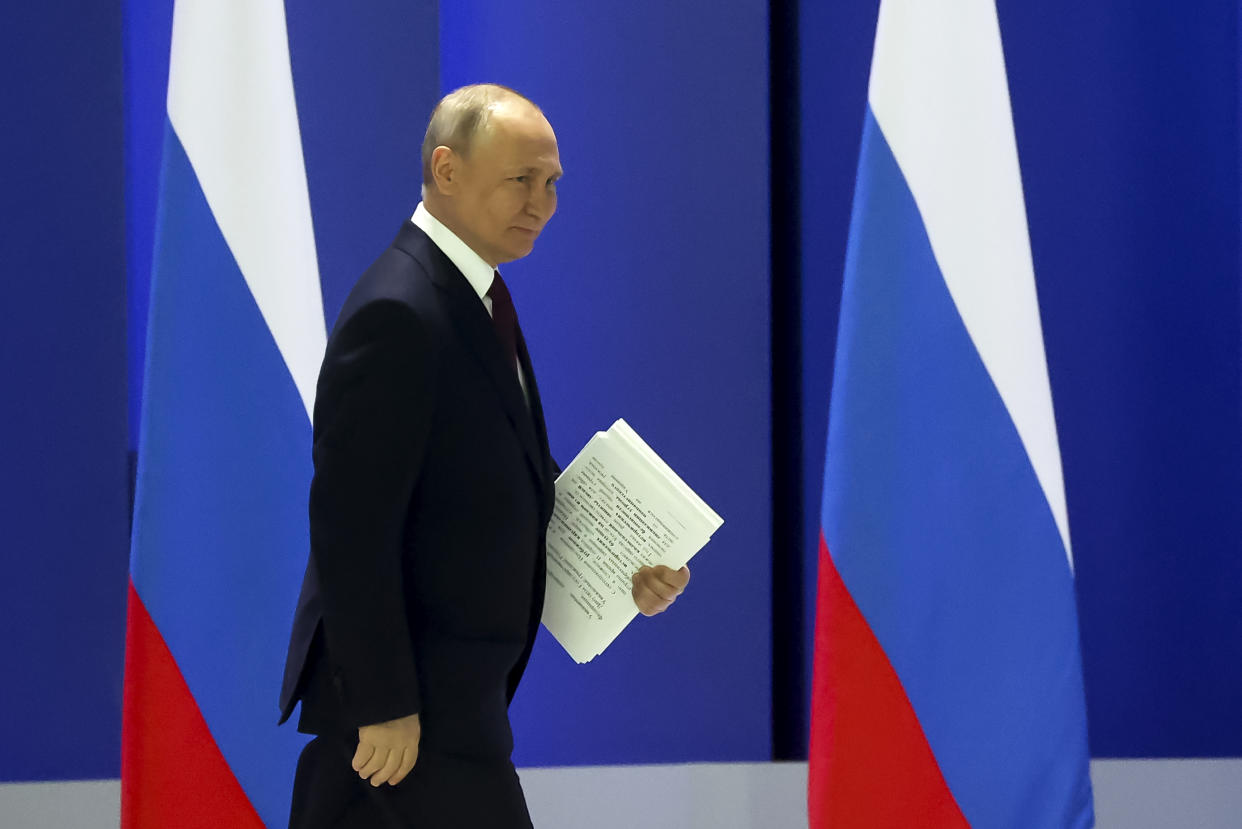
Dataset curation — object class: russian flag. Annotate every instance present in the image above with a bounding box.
[122,2,325,826]
[808,2,1095,827]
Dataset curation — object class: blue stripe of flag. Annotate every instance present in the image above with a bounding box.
[130,120,312,827]
[822,107,1093,828]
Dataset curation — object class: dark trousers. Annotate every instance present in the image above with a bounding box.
[289,735,533,828]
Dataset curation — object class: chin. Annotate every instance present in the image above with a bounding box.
[502,244,536,263]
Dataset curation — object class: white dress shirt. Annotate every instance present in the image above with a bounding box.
[411,202,529,401]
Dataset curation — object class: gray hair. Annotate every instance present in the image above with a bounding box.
[421,84,540,189]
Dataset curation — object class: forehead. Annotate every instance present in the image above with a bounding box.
[476,105,561,171]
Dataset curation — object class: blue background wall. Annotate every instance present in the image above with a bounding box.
[0,1,129,781]
[2,0,1241,786]
[1001,0,1242,757]
[438,0,772,767]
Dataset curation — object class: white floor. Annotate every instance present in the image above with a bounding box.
[2,759,1240,828]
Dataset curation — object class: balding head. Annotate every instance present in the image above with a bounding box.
[418,83,561,266]
[421,84,542,191]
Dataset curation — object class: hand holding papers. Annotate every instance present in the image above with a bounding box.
[541,419,724,663]
[631,563,690,616]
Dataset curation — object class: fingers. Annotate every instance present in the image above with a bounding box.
[650,565,690,597]
[391,745,418,786]
[369,747,403,787]
[356,744,389,781]
[351,741,375,773]
[631,572,672,615]
[633,579,673,616]
[644,577,680,602]
[631,564,692,616]
[355,715,421,786]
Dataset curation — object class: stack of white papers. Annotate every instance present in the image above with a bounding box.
[541,419,724,663]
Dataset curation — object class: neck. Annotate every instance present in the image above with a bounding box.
[422,198,497,268]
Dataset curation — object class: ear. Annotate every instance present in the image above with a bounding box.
[429,146,459,195]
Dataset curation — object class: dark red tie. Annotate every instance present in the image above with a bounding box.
[487,270,520,376]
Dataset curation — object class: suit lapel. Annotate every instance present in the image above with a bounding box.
[393,222,546,494]
[516,325,557,520]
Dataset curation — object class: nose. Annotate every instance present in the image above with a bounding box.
[525,182,556,221]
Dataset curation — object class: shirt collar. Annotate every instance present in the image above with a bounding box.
[411,201,495,301]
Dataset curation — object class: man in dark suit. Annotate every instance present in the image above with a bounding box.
[279,84,690,828]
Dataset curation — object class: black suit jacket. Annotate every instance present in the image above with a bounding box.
[279,221,555,762]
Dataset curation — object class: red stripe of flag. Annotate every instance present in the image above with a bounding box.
[122,580,264,828]
[808,533,968,828]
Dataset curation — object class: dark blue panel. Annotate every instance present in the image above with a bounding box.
[795,0,881,759]
[123,0,174,448]
[0,2,129,780]
[441,0,772,764]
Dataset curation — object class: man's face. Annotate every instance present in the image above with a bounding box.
[441,103,562,266]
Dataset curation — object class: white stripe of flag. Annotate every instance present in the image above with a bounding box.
[167,0,326,420]
[868,0,1073,567]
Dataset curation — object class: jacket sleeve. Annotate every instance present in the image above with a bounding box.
[308,299,436,728]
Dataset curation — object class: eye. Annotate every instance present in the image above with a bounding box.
[512,175,528,183]
[547,177,559,189]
